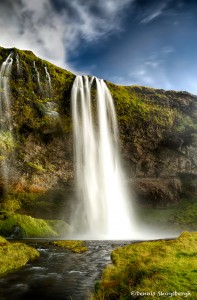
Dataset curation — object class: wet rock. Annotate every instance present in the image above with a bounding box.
[130,178,182,208]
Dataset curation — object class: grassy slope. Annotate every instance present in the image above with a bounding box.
[0,213,71,238]
[0,236,39,276]
[93,232,197,300]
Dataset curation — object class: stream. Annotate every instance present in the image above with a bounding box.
[0,240,135,300]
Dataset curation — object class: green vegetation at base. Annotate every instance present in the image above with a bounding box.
[138,197,197,232]
[0,213,71,238]
[93,232,197,300]
[53,240,88,253]
[0,236,39,276]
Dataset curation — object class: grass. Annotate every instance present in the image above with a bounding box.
[0,236,39,276]
[53,240,88,253]
[92,232,197,300]
[137,197,197,232]
[0,213,71,238]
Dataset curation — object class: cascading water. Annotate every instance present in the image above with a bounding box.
[0,53,14,185]
[44,66,52,95]
[33,61,42,92]
[71,75,136,239]
[0,53,13,131]
[16,54,21,76]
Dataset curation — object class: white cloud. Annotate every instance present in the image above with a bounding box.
[0,0,134,71]
[129,49,173,89]
[140,1,170,24]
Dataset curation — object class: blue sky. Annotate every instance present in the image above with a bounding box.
[0,0,197,94]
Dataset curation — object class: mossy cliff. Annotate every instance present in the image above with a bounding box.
[107,83,197,207]
[0,46,75,226]
[0,46,196,227]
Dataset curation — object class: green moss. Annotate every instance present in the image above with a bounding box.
[106,82,196,148]
[137,197,197,232]
[93,232,197,300]
[107,82,174,129]
[26,162,46,172]
[53,240,88,253]
[2,191,39,213]
[0,235,8,245]
[0,236,39,276]
[0,131,16,156]
[47,220,72,237]
[0,46,75,136]
[1,198,21,213]
[0,213,71,238]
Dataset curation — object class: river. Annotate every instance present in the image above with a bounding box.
[0,240,135,300]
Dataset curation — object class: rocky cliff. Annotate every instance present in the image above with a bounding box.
[0,47,196,222]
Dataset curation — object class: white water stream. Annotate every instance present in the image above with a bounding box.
[16,54,21,76]
[44,66,52,94]
[0,53,13,131]
[0,53,14,185]
[71,75,136,239]
[33,61,42,92]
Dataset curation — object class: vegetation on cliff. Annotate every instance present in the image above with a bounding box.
[0,45,197,225]
[92,232,197,300]
[0,235,39,276]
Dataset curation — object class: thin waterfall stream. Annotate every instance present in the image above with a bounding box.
[33,61,42,92]
[0,53,13,131]
[44,65,52,93]
[0,53,14,186]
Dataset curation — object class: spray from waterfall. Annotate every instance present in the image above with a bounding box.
[71,75,136,239]
[44,66,52,96]
[0,53,14,186]
[33,61,42,92]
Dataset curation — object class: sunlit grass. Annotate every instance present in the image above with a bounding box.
[0,213,71,238]
[53,240,88,253]
[92,232,197,300]
[0,236,39,276]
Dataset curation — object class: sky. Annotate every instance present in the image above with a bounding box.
[0,0,197,94]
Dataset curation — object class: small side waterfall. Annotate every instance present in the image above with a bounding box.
[0,53,13,131]
[44,66,52,95]
[0,53,14,186]
[16,54,21,76]
[33,61,42,92]
[71,75,136,239]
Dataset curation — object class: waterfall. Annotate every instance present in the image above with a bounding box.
[0,53,13,131]
[33,61,42,92]
[44,66,52,95]
[71,75,136,239]
[16,54,21,76]
[0,53,14,186]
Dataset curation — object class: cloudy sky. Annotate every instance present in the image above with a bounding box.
[0,0,197,94]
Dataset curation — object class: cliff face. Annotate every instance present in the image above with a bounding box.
[0,47,196,220]
[108,84,197,207]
